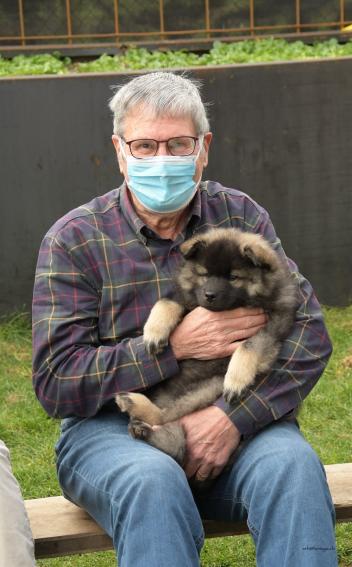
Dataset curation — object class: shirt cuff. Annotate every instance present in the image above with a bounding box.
[213,394,274,438]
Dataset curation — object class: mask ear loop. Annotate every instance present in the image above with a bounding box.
[195,135,204,161]
[117,136,136,189]
[117,136,128,161]
[194,134,205,188]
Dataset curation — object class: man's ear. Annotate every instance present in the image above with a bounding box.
[180,238,206,259]
[201,132,212,168]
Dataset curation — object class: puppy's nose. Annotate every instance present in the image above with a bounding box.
[205,291,216,302]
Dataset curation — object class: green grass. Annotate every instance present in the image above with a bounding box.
[0,307,351,566]
[1,38,352,77]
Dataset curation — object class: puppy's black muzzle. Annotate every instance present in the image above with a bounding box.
[198,277,231,310]
[198,276,250,311]
[205,290,216,303]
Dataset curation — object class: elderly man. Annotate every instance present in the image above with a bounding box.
[32,72,336,567]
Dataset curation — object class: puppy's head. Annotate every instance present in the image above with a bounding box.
[179,228,280,311]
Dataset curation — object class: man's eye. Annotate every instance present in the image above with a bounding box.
[137,141,153,150]
[172,141,185,149]
[131,140,157,156]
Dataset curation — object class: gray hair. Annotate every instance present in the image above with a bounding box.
[109,72,210,136]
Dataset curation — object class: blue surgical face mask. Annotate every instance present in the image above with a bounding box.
[119,137,204,214]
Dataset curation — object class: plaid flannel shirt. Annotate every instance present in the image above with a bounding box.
[32,181,332,436]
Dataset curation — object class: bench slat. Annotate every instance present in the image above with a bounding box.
[25,462,352,559]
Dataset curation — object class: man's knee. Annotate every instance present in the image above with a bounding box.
[114,450,190,501]
[244,423,332,507]
[109,450,205,552]
[264,429,323,483]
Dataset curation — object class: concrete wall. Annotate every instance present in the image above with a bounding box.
[0,58,351,313]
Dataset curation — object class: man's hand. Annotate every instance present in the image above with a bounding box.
[170,306,267,360]
[180,405,241,482]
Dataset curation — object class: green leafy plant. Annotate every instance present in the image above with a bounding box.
[1,38,352,77]
[0,52,71,76]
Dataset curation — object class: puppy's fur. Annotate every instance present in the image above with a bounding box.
[116,228,297,466]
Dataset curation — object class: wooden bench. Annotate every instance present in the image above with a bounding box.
[25,463,352,559]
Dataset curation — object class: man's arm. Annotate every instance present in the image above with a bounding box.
[32,233,179,418]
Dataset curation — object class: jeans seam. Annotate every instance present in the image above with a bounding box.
[194,532,205,550]
[247,517,259,537]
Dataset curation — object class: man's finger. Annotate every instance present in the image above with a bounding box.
[209,465,226,480]
[184,460,201,479]
[194,464,213,481]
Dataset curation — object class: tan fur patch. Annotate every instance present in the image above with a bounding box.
[223,345,260,397]
[193,264,208,276]
[177,263,194,291]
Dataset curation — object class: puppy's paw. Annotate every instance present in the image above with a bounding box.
[116,392,163,424]
[143,333,169,356]
[115,393,134,414]
[129,419,153,441]
[223,383,248,404]
[223,368,249,403]
[143,318,170,355]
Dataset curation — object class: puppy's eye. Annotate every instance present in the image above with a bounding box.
[229,274,237,281]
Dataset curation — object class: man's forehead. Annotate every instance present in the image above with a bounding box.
[123,105,196,138]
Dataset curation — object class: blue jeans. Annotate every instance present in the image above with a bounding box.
[56,410,337,567]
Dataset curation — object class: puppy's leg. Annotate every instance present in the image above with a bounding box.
[223,344,260,402]
[223,332,281,402]
[129,420,186,465]
[116,393,164,425]
[143,299,185,355]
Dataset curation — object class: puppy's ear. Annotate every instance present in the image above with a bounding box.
[243,245,271,270]
[180,238,206,260]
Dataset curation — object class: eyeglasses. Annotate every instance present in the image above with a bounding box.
[123,136,199,159]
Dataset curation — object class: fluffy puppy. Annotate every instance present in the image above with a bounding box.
[116,228,297,466]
